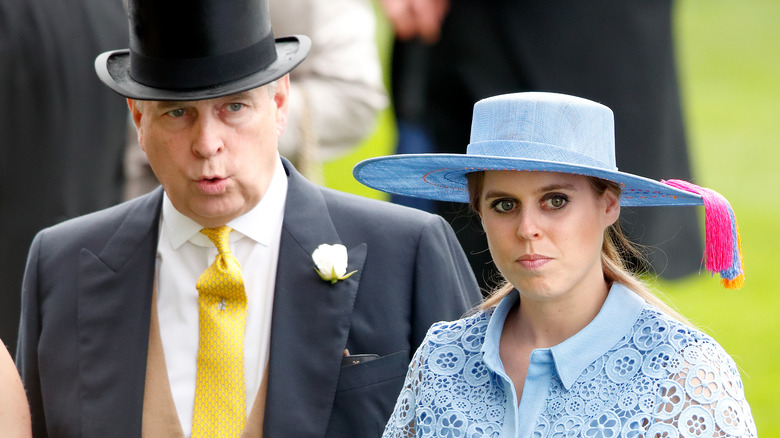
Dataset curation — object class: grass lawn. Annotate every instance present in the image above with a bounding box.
[667,0,780,434]
[324,0,780,434]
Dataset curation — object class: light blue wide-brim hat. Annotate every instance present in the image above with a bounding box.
[354,92,702,207]
[354,91,745,289]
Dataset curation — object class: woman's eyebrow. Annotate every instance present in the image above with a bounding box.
[483,183,578,199]
[535,183,577,194]
[482,189,514,200]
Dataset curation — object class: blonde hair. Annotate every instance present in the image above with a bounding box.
[467,171,691,325]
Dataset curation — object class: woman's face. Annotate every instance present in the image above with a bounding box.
[478,171,619,304]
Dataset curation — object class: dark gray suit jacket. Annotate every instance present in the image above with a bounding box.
[16,159,481,437]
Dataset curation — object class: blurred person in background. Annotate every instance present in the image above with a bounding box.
[381,0,701,291]
[0,0,129,353]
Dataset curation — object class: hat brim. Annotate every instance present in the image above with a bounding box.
[353,154,704,207]
[95,35,310,101]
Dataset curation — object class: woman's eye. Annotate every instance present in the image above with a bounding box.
[544,194,568,209]
[492,199,516,213]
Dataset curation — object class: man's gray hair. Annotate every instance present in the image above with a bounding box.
[265,80,278,97]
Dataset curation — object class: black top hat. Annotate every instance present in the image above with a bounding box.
[95,0,310,100]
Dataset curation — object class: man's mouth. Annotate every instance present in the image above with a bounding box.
[196,176,228,194]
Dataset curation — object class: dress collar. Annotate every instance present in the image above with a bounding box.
[161,157,288,249]
[481,283,646,390]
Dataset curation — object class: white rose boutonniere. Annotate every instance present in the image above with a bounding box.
[312,244,357,284]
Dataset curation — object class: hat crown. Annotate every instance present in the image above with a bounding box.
[126,0,277,90]
[129,0,271,60]
[468,92,617,170]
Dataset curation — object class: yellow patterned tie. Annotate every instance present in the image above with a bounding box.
[192,226,247,437]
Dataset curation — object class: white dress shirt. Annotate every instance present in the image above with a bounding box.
[155,158,287,435]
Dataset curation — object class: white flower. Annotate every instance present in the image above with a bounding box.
[312,244,357,284]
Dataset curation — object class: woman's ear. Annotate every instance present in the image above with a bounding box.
[472,199,483,222]
[603,190,620,227]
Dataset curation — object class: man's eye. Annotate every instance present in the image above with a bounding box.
[166,108,186,118]
[226,103,245,112]
[491,199,516,213]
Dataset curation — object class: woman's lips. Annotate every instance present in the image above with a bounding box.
[517,254,552,270]
[196,177,228,194]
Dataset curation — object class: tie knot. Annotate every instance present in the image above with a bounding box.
[201,226,233,255]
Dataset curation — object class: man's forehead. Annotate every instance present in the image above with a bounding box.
[144,90,259,109]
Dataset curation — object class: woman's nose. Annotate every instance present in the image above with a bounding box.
[517,208,542,240]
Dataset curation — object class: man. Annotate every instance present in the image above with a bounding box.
[15,0,481,436]
[123,0,389,197]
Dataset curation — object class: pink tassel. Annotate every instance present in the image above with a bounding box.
[662,179,745,289]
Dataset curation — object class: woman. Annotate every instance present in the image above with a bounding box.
[354,92,754,437]
[1,341,31,437]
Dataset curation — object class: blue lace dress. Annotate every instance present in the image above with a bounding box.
[383,284,756,437]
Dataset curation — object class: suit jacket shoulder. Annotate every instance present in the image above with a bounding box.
[264,162,482,438]
[319,185,449,234]
[31,188,162,260]
[18,189,162,438]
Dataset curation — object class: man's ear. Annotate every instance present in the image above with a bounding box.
[128,99,142,127]
[273,75,291,137]
[127,99,145,151]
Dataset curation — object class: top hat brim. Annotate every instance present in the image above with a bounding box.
[95,35,310,101]
[353,153,705,208]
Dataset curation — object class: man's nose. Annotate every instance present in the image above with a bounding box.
[191,115,225,158]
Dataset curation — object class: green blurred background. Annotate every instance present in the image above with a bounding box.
[324,0,780,434]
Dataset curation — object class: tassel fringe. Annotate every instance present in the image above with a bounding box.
[661,179,745,289]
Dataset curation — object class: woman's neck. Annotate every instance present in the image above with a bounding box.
[498,279,610,405]
[511,280,610,349]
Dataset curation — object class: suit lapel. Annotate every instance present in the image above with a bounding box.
[77,189,162,436]
[263,161,367,437]
[73,164,365,436]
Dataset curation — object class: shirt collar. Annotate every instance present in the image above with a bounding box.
[550,283,645,389]
[162,157,288,248]
[481,291,517,377]
[481,283,645,390]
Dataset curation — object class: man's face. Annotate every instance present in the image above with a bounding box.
[129,77,289,228]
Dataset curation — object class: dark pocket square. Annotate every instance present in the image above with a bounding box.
[336,350,409,392]
[341,353,380,367]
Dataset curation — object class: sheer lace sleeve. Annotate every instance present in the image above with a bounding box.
[652,332,757,437]
[382,333,429,437]
[535,308,757,438]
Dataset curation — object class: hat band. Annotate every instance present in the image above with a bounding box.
[467,140,617,170]
[129,32,277,91]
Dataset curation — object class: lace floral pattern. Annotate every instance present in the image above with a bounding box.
[383,304,756,437]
